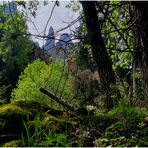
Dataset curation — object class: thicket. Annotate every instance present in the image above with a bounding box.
[11,59,73,108]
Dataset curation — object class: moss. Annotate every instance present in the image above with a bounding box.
[27,113,77,133]
[0,104,32,118]
[42,114,77,126]
[0,100,77,146]
[25,113,77,140]
[0,103,33,144]
[11,100,50,113]
[2,140,22,147]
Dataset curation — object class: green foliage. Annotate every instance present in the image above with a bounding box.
[19,102,74,147]
[0,5,34,101]
[0,104,32,118]
[1,140,23,147]
[11,59,48,101]
[0,78,8,104]
[11,100,51,114]
[0,99,148,147]
[0,1,148,147]
[107,101,147,126]
[95,123,148,147]
[12,59,72,107]
[66,1,80,12]
[22,114,71,147]
[0,100,74,147]
[103,1,133,70]
[94,102,148,147]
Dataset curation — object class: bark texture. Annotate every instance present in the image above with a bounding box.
[132,2,148,100]
[81,1,116,108]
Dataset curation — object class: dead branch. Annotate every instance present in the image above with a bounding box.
[40,87,77,112]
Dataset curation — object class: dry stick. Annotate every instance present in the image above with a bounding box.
[55,16,81,34]
[26,17,41,36]
[54,57,66,95]
[40,87,77,113]
[22,10,41,36]
[44,3,56,35]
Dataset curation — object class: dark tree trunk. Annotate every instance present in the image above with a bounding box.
[132,2,148,100]
[81,1,116,108]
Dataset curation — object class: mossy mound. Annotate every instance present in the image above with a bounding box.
[0,104,32,118]
[11,100,51,114]
[0,103,33,145]
[93,105,148,147]
[1,140,23,147]
[0,100,77,146]
[1,100,147,147]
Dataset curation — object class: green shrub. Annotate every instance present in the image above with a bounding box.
[95,102,148,147]
[22,113,72,147]
[11,59,72,107]
[107,101,147,131]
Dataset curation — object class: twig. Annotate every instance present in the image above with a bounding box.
[103,17,138,35]
[43,2,56,35]
[43,2,56,46]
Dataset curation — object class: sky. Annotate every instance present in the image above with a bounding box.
[26,1,80,46]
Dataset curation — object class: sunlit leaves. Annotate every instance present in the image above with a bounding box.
[101,1,133,70]
[66,1,81,12]
[11,60,73,107]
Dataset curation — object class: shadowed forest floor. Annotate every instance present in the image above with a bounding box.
[0,100,148,147]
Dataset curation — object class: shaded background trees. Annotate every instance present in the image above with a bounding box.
[0,3,34,103]
[0,1,148,107]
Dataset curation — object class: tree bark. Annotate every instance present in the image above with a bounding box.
[132,2,148,100]
[81,1,116,108]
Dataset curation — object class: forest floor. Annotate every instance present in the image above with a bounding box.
[0,100,148,147]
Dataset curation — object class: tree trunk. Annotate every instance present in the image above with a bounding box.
[81,1,116,108]
[132,2,148,100]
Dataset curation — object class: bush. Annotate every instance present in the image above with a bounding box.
[94,102,148,147]
[11,59,72,107]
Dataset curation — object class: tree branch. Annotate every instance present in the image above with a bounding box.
[103,17,138,35]
[96,2,132,52]
[40,87,77,112]
[43,2,56,35]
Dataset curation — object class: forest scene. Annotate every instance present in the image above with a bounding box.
[0,0,148,147]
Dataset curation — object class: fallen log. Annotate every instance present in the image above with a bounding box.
[40,87,77,113]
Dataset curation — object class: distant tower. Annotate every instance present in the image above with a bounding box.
[44,26,55,54]
[58,33,72,59]
[59,33,71,50]
[35,41,40,49]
